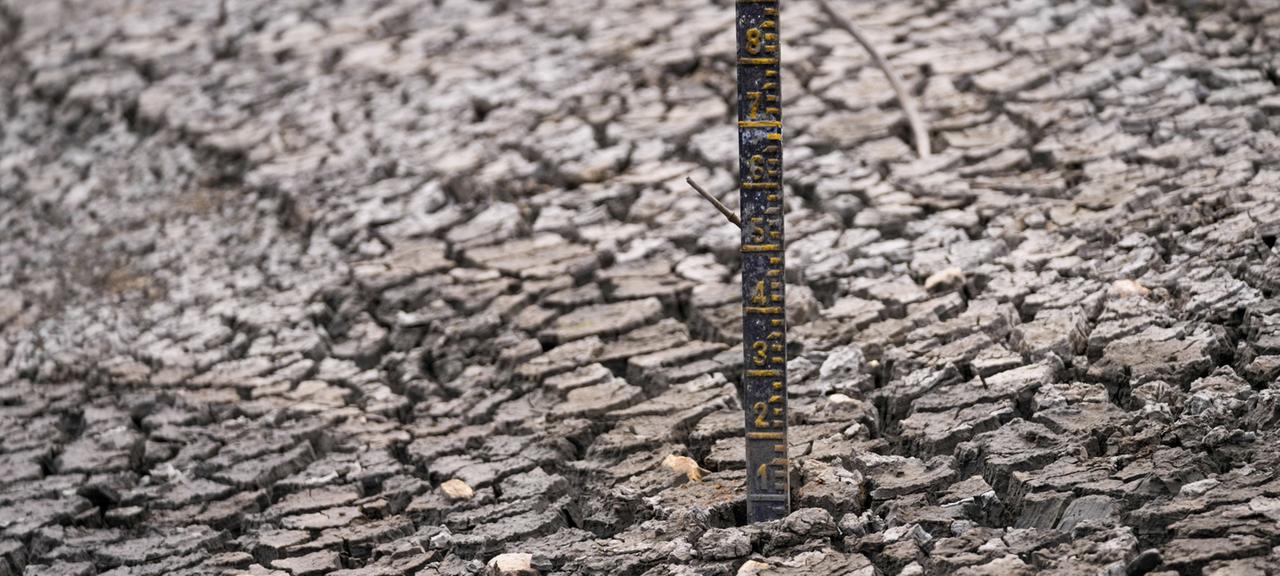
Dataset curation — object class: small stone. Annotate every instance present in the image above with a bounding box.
[486,552,537,575]
[440,479,475,501]
[1126,550,1163,576]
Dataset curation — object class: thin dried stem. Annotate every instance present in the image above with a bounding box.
[685,177,742,229]
[815,0,931,158]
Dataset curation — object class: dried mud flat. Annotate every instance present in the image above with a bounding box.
[2,0,1280,574]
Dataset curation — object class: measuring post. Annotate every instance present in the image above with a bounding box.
[736,0,788,522]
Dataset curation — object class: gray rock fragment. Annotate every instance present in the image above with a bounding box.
[1012,306,1089,360]
[1056,495,1119,531]
[538,298,664,345]
[795,459,866,517]
[272,550,341,576]
[446,203,525,249]
[695,527,750,560]
[549,377,643,420]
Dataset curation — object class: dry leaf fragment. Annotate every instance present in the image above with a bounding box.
[1109,279,1150,298]
[924,267,965,293]
[662,454,710,482]
[440,478,474,500]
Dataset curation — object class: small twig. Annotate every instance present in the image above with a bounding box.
[685,177,742,229]
[815,0,931,159]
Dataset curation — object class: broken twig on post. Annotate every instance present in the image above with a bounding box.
[685,177,742,228]
[815,0,931,158]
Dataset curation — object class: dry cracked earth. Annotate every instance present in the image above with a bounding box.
[2,0,1280,574]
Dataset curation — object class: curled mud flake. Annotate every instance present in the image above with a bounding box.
[663,454,711,482]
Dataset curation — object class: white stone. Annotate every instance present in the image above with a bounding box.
[487,553,536,576]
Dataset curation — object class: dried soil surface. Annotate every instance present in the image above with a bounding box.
[3,0,1280,575]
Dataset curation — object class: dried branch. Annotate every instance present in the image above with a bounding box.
[685,177,742,229]
[815,0,931,158]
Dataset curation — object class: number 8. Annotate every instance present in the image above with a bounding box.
[745,28,762,54]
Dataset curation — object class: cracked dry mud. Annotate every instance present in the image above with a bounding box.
[2,0,1280,574]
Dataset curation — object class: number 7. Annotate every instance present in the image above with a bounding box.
[747,92,762,119]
